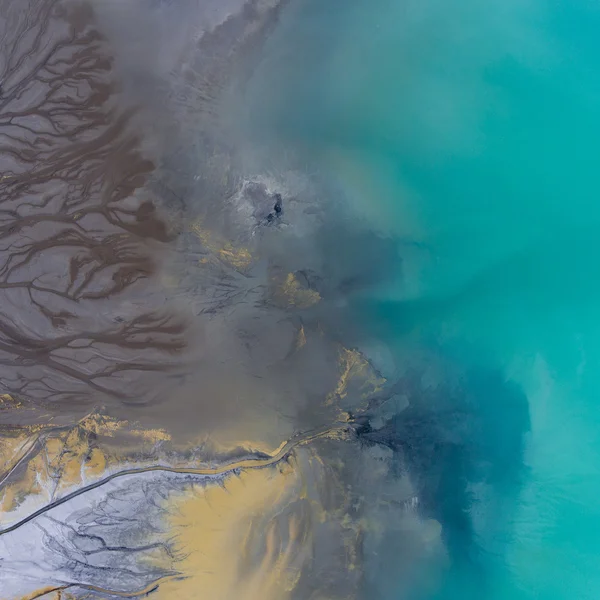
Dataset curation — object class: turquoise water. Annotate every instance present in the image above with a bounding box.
[246,1,600,598]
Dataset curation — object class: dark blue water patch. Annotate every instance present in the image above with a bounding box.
[358,365,530,599]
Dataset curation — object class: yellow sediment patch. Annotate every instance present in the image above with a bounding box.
[278,273,321,308]
[0,431,44,513]
[3,428,359,599]
[129,427,171,443]
[78,413,127,437]
[0,407,342,520]
[0,412,173,517]
[197,432,290,458]
[153,457,311,600]
[0,431,37,474]
[0,393,21,409]
[218,243,253,270]
[190,220,253,270]
[295,324,307,350]
[326,346,386,407]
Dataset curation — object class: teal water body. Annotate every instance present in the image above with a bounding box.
[244,1,600,598]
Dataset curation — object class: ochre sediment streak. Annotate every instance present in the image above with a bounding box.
[326,346,386,407]
[0,412,171,517]
[270,271,321,309]
[280,273,321,308]
[190,220,253,271]
[0,423,350,537]
[152,455,313,600]
[0,431,41,488]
